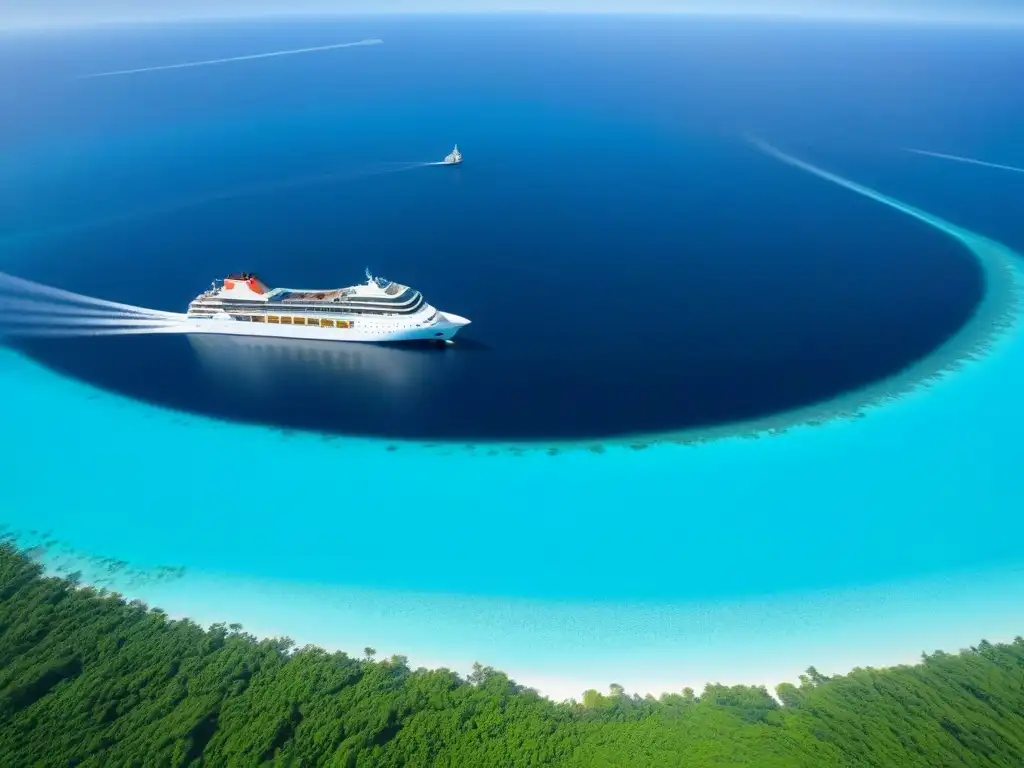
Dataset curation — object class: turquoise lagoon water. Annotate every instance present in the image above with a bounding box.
[3,18,1024,699]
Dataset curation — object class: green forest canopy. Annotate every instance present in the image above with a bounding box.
[2,542,1024,767]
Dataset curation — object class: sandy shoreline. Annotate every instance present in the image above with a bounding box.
[14,543,1024,703]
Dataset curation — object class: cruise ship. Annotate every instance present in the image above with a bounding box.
[185,269,470,343]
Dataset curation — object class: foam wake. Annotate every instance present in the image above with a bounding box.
[0,271,189,339]
[0,160,438,264]
[904,148,1024,175]
[76,39,384,80]
[750,136,980,237]
[741,135,1021,420]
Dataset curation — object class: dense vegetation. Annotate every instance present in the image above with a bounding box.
[2,544,1024,767]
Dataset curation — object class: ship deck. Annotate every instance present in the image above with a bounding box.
[271,288,352,303]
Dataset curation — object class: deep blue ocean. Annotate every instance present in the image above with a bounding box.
[3,16,1021,442]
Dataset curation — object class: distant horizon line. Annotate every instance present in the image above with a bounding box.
[6,9,1024,34]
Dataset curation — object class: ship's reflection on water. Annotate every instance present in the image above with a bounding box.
[10,328,495,439]
[186,335,460,423]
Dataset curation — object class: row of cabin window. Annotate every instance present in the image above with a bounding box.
[238,315,354,328]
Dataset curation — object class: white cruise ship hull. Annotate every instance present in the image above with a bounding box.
[182,311,470,343]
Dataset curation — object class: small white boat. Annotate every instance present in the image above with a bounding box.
[442,144,462,165]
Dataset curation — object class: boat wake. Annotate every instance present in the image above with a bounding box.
[183,160,437,203]
[75,39,384,80]
[904,148,1024,175]
[0,271,189,339]
[1,160,438,251]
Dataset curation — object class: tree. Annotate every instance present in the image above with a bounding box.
[805,666,831,686]
[775,682,806,708]
[3,542,1024,768]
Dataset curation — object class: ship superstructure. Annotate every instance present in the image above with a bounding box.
[443,144,462,165]
[185,269,470,343]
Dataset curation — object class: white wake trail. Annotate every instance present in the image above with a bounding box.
[0,296,170,320]
[0,161,438,248]
[3,325,189,339]
[76,161,435,223]
[904,148,1024,175]
[0,271,185,320]
[0,314,185,328]
[76,39,384,79]
[217,161,434,198]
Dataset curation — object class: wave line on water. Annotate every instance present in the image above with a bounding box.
[3,325,188,339]
[196,160,437,202]
[0,296,169,320]
[748,136,979,234]
[0,270,194,339]
[0,314,185,328]
[1,160,439,247]
[0,271,186,320]
[904,148,1024,175]
[75,38,384,79]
